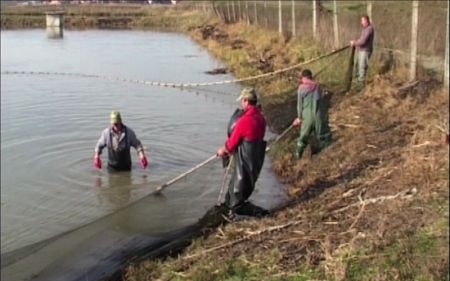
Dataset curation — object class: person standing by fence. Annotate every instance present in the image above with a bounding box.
[292,69,332,160]
[350,15,375,88]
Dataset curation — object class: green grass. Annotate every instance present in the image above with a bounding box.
[163,249,326,281]
[341,219,449,281]
[344,3,366,12]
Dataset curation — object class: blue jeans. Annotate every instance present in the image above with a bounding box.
[357,50,371,83]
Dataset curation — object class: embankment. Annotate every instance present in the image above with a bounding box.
[2,4,448,281]
[123,7,449,281]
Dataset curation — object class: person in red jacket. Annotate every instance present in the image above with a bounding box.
[217,87,268,217]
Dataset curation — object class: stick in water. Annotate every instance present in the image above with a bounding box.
[154,123,294,195]
[217,155,234,205]
[266,123,295,152]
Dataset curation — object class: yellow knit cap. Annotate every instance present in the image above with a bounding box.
[110,111,122,124]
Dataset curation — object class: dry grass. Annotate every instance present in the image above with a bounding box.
[0,4,214,30]
[4,4,446,280]
[123,15,449,281]
[214,0,448,81]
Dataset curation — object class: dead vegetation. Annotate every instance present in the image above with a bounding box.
[124,18,449,281]
[2,4,447,280]
[124,75,448,281]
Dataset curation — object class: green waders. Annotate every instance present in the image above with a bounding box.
[296,94,332,159]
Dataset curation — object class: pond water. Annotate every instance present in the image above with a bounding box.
[1,29,287,280]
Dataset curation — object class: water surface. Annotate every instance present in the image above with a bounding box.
[0,29,287,280]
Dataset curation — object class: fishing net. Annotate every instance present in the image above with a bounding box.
[147,44,354,212]
[1,44,353,206]
[1,30,354,281]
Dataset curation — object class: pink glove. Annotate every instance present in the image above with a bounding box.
[140,156,148,169]
[93,157,102,169]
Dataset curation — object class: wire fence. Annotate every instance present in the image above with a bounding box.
[185,0,449,86]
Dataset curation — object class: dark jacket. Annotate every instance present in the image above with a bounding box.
[355,24,374,53]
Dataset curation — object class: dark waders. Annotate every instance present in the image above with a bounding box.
[107,128,132,171]
[224,140,266,210]
[224,108,268,217]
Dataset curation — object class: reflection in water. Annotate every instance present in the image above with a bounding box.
[94,170,156,213]
[1,29,244,253]
[46,27,63,39]
[95,171,133,210]
[1,29,288,281]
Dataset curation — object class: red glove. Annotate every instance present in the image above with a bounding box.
[140,156,148,169]
[93,157,102,169]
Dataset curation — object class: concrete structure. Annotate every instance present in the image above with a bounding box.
[45,11,64,38]
[45,11,64,28]
[46,26,63,38]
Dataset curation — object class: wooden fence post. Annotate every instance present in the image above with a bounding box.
[264,0,268,28]
[367,1,373,24]
[231,0,236,22]
[445,0,449,89]
[291,0,296,36]
[237,0,241,22]
[226,1,231,22]
[245,1,250,25]
[278,0,283,34]
[333,0,339,49]
[410,1,419,81]
[313,0,317,40]
[254,1,258,25]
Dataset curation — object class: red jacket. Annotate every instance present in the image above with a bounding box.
[225,105,266,153]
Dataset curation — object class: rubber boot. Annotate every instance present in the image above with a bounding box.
[296,146,305,161]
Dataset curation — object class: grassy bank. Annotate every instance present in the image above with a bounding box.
[1,4,210,30]
[3,5,448,281]
[124,8,448,281]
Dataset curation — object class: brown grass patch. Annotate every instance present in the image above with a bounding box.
[124,70,449,280]
[125,17,448,281]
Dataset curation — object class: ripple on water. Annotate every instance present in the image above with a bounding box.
[1,30,286,262]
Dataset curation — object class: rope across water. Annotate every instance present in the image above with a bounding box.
[0,45,352,255]
[1,45,349,89]
[2,46,349,193]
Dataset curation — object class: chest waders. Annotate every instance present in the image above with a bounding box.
[224,109,267,210]
[107,127,132,171]
[297,93,332,159]
[225,140,266,210]
[222,108,244,168]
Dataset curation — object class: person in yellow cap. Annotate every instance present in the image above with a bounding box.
[93,111,148,171]
[216,87,268,218]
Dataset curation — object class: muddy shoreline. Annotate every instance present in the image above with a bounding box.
[2,4,448,281]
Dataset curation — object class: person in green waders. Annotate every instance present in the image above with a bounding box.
[93,111,148,171]
[292,69,332,160]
